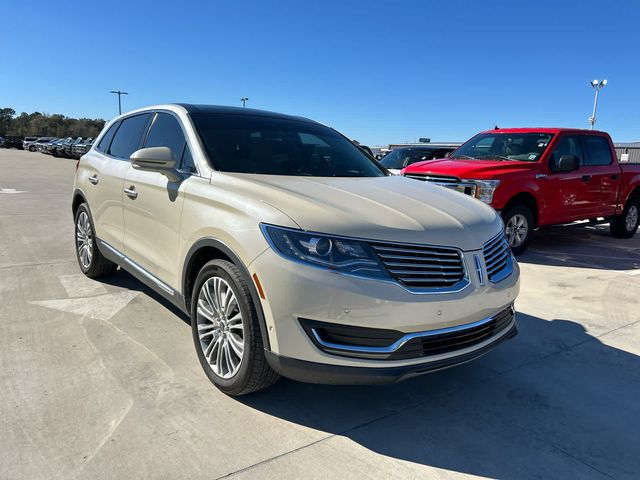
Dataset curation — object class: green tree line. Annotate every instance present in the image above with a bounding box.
[0,107,105,138]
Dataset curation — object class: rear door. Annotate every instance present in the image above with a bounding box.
[83,113,152,252]
[123,111,196,287]
[542,134,595,223]
[580,134,620,217]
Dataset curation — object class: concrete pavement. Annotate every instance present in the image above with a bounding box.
[1,148,638,479]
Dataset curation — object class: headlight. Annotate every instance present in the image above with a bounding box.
[462,179,500,204]
[260,224,389,279]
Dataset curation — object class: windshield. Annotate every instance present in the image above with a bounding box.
[380,148,444,169]
[451,133,554,162]
[191,113,386,177]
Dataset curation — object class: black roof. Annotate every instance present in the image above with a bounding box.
[176,104,316,124]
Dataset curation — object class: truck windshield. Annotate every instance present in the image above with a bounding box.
[191,113,386,177]
[451,133,554,162]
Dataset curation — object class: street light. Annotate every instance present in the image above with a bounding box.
[240,97,249,108]
[110,90,129,115]
[588,79,607,130]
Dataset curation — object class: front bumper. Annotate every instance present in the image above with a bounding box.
[265,317,517,385]
[250,245,520,374]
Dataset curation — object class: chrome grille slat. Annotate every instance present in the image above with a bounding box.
[371,241,466,290]
[483,233,512,283]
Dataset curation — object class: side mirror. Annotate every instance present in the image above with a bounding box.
[553,154,579,172]
[130,146,177,170]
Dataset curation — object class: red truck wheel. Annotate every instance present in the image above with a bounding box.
[610,197,639,239]
[502,205,534,255]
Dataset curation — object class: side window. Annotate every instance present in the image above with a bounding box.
[96,121,120,153]
[582,136,613,166]
[144,113,186,159]
[180,145,196,173]
[108,113,152,159]
[550,135,583,167]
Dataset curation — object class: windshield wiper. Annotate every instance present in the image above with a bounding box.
[452,155,476,160]
[475,155,516,162]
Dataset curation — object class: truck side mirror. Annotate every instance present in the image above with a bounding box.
[553,154,579,172]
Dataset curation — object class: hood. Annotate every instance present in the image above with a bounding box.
[219,173,503,251]
[405,158,538,178]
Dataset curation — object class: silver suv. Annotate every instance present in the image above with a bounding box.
[72,104,519,395]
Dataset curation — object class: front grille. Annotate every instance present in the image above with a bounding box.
[370,242,466,290]
[404,173,459,183]
[483,232,512,282]
[299,305,516,361]
[389,305,515,360]
[404,173,477,196]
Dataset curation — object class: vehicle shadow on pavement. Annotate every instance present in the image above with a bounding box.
[240,312,640,479]
[96,269,191,325]
[518,224,640,270]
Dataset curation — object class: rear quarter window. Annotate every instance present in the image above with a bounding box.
[96,121,120,153]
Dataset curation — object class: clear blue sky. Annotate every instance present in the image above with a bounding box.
[2,0,639,144]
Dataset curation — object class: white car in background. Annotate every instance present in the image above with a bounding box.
[72,104,520,395]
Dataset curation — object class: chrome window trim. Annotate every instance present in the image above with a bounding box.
[311,304,515,355]
[259,223,471,295]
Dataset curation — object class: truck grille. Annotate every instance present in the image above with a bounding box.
[404,173,477,196]
[483,232,512,282]
[370,242,466,290]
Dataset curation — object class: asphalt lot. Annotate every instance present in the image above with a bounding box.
[1,148,639,480]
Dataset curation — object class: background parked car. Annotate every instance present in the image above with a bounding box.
[71,137,93,158]
[23,137,41,151]
[38,138,58,153]
[2,135,25,149]
[52,137,73,157]
[380,146,458,174]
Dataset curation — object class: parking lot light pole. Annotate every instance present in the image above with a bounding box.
[588,79,607,130]
[110,90,129,115]
[241,97,249,108]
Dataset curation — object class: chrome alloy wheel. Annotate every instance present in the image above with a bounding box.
[76,211,93,269]
[505,213,528,248]
[626,205,639,232]
[196,277,244,379]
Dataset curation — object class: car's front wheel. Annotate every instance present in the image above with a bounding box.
[191,259,279,395]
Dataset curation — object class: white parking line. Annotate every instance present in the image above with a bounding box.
[30,291,138,320]
[0,188,26,194]
[58,274,108,298]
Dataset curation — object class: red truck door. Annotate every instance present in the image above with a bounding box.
[579,134,620,217]
[541,134,597,223]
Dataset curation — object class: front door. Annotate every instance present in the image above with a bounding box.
[123,112,197,289]
[541,134,596,224]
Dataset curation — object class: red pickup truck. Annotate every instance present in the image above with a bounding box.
[402,128,640,254]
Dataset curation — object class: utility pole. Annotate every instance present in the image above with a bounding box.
[110,90,129,115]
[240,97,249,108]
[588,79,607,130]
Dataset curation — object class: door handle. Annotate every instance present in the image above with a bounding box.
[611,174,620,180]
[581,175,592,182]
[124,186,138,199]
[88,175,99,185]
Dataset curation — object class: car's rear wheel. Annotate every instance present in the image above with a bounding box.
[74,203,118,278]
[29,145,36,152]
[610,196,639,238]
[191,259,279,395]
[502,205,534,255]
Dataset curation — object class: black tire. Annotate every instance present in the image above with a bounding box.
[502,204,534,255]
[610,196,639,239]
[191,259,279,396]
[29,145,36,152]
[74,203,118,278]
